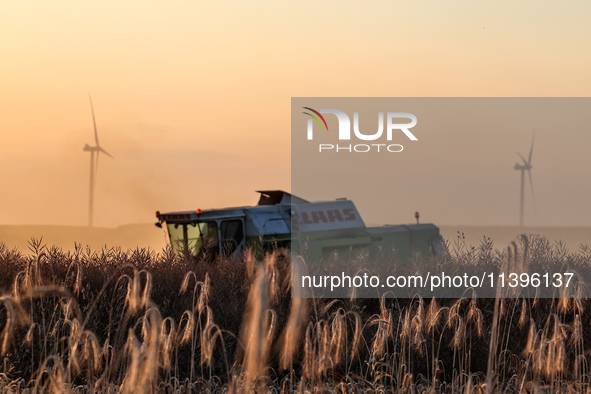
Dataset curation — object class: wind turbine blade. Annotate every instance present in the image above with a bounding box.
[89,95,99,146]
[527,168,538,223]
[98,146,113,159]
[528,131,535,164]
[517,152,528,166]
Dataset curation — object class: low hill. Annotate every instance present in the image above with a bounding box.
[0,223,168,253]
[0,224,589,254]
[439,225,591,252]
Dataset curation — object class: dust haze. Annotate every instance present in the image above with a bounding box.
[1,2,591,251]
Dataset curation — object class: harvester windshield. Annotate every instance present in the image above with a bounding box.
[167,221,218,258]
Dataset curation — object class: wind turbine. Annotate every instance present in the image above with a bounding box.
[83,96,113,227]
[514,132,537,227]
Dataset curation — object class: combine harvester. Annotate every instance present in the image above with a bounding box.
[155,190,443,262]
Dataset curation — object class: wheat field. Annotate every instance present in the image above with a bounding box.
[0,235,588,393]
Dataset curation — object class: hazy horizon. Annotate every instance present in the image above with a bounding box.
[2,1,591,228]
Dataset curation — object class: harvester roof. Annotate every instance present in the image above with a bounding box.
[156,191,299,224]
[156,190,366,235]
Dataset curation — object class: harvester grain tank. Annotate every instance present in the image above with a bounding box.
[155,190,443,261]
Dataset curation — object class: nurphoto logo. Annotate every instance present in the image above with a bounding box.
[302,107,418,153]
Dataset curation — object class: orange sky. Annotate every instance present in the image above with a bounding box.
[1,1,590,227]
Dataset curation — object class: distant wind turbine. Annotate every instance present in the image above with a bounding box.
[83,96,113,227]
[514,132,537,227]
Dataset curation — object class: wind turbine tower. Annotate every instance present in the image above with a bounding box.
[83,96,113,227]
[514,133,536,227]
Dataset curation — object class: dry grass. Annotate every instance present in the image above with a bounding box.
[0,235,587,393]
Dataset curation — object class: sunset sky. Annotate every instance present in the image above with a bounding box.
[1,1,590,227]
